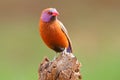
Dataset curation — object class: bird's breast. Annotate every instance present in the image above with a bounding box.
[40,21,69,51]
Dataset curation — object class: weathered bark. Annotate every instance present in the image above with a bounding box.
[38,53,82,80]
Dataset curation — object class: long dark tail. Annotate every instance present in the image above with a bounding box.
[66,42,72,53]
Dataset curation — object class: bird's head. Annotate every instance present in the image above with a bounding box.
[40,8,59,22]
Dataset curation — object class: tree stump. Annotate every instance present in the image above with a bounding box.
[38,53,82,80]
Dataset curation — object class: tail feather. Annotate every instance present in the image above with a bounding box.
[67,45,72,53]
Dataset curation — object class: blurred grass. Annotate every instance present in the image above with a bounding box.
[0,0,120,80]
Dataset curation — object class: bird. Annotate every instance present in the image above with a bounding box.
[39,8,72,54]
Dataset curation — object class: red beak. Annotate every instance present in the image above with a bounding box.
[52,12,59,16]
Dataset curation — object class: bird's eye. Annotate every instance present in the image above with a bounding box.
[48,12,53,15]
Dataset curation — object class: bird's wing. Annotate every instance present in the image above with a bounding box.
[58,21,73,53]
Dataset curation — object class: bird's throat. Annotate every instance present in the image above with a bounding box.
[50,16,56,22]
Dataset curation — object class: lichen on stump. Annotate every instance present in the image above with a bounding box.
[38,53,82,80]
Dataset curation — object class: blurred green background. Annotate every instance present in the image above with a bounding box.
[0,0,120,80]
